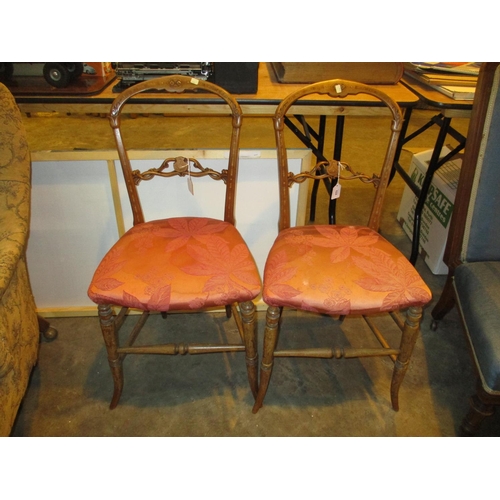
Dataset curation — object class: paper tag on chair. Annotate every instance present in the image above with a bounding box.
[331,183,342,199]
[331,160,343,200]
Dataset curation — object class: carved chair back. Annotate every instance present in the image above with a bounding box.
[109,75,242,227]
[273,80,403,232]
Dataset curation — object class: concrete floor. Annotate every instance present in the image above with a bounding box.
[11,108,500,437]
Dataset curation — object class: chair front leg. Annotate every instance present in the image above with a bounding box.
[98,304,124,410]
[252,306,281,414]
[391,306,422,411]
[460,381,497,436]
[239,300,259,399]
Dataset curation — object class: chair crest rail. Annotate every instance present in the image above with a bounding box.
[288,160,380,188]
[132,156,228,185]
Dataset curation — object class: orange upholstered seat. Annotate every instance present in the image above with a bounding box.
[263,224,431,316]
[89,217,261,311]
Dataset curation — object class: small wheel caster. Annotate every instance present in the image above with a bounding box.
[42,326,58,342]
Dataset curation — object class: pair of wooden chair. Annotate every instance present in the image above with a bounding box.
[88,75,432,412]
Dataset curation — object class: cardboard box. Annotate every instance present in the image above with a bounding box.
[271,62,404,84]
[397,148,462,274]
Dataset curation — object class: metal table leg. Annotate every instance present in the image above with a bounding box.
[285,114,344,225]
[409,115,466,264]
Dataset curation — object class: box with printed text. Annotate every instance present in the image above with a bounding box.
[397,148,462,275]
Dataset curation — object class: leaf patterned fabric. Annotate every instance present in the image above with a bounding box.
[263,224,432,315]
[88,217,261,311]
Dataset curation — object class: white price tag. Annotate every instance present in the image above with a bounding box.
[331,183,342,200]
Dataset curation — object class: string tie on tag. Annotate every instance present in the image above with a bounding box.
[331,160,344,200]
[187,159,194,195]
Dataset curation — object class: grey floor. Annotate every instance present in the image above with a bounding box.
[11,109,500,437]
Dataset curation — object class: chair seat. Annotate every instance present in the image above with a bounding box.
[88,217,261,311]
[263,224,432,315]
[454,261,500,394]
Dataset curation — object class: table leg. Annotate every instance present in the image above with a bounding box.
[409,116,452,264]
[327,115,344,225]
[391,111,467,266]
[308,116,326,222]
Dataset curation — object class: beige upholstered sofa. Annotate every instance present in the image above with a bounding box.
[0,82,39,436]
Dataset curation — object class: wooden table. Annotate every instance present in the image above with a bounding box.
[15,63,419,116]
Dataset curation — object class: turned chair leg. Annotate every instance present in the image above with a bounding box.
[459,382,497,436]
[240,301,259,399]
[252,306,281,413]
[391,306,422,411]
[460,394,495,436]
[98,304,124,409]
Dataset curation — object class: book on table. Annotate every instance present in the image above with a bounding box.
[407,74,476,99]
[404,62,478,100]
[406,62,481,76]
[404,68,477,87]
[435,85,475,100]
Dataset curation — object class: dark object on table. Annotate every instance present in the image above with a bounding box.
[0,62,84,88]
[112,62,260,94]
[210,63,259,94]
[112,62,212,91]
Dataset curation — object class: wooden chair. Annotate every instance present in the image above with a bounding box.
[87,76,261,409]
[431,62,500,435]
[252,80,432,413]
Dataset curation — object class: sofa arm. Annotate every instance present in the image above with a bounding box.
[0,181,30,301]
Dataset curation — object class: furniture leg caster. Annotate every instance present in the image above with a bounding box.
[38,315,58,342]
